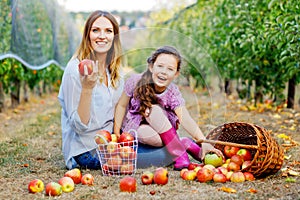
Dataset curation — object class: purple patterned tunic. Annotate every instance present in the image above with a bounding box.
[122,73,185,132]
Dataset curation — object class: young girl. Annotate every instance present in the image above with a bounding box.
[58,10,124,170]
[114,46,223,170]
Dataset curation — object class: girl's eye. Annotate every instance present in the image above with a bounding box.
[106,29,113,33]
[168,68,175,71]
[92,28,99,33]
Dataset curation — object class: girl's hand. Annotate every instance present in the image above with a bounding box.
[80,60,99,89]
[200,143,225,161]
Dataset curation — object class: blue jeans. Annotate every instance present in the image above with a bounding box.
[73,150,101,170]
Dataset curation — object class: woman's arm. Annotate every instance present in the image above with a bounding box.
[113,91,130,137]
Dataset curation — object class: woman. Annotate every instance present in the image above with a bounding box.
[58,10,124,170]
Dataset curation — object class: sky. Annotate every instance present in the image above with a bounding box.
[57,0,159,12]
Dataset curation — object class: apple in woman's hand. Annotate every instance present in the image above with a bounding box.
[78,59,93,75]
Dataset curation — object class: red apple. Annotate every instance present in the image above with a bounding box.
[78,59,93,76]
[213,173,227,183]
[107,155,123,170]
[28,179,44,193]
[81,174,94,185]
[141,171,154,185]
[204,152,224,167]
[224,146,240,158]
[58,177,74,193]
[45,182,62,196]
[153,167,168,185]
[188,162,199,170]
[230,171,245,183]
[106,142,120,155]
[182,170,197,181]
[120,163,135,175]
[194,166,202,173]
[203,164,218,173]
[237,149,252,161]
[243,172,255,181]
[118,132,135,146]
[230,154,243,166]
[64,168,82,184]
[119,146,136,160]
[242,160,252,170]
[95,130,112,144]
[119,176,137,192]
[196,168,214,183]
[180,168,189,178]
[227,161,240,172]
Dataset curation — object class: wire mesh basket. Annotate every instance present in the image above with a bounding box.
[197,122,285,177]
[96,129,138,176]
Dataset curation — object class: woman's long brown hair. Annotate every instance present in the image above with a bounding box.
[133,46,182,118]
[74,10,122,88]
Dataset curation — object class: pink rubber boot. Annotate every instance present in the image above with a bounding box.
[181,137,202,162]
[159,127,190,170]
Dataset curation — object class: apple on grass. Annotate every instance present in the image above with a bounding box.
[45,182,62,196]
[58,177,74,193]
[224,146,240,158]
[230,171,245,183]
[153,167,168,185]
[64,168,82,184]
[78,59,93,76]
[81,174,94,185]
[188,162,199,170]
[237,148,252,161]
[204,152,224,167]
[119,176,137,193]
[243,172,255,181]
[141,171,154,185]
[118,132,135,146]
[196,168,214,183]
[226,171,234,181]
[213,173,227,183]
[182,170,197,181]
[28,179,44,193]
[180,168,189,178]
[217,166,228,176]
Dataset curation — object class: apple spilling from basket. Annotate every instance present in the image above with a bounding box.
[28,168,94,196]
[94,130,137,175]
[180,146,255,183]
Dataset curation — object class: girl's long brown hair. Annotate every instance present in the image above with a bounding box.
[74,10,122,88]
[134,46,182,117]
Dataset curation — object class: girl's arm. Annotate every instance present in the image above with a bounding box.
[175,106,224,160]
[113,91,130,138]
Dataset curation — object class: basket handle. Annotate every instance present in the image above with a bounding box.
[196,138,258,150]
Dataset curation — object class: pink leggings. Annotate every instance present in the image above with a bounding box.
[137,105,173,147]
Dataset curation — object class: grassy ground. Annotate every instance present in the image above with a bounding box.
[0,88,299,200]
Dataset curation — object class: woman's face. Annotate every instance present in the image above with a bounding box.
[89,16,114,55]
[149,53,179,93]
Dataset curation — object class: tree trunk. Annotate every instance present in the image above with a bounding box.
[0,82,5,112]
[287,75,296,109]
[23,81,29,102]
[224,78,232,95]
[10,80,21,108]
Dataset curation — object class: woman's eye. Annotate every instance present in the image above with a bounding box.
[92,28,99,33]
[106,29,113,33]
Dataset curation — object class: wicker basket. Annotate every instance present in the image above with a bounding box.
[197,122,284,177]
[96,129,138,176]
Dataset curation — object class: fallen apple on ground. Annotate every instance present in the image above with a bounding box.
[196,167,214,183]
[141,171,154,185]
[227,161,241,172]
[28,179,44,193]
[45,182,62,196]
[64,168,82,184]
[213,173,227,183]
[153,167,168,185]
[58,177,74,193]
[182,170,197,181]
[230,171,245,183]
[119,176,137,192]
[81,174,94,185]
[243,172,255,181]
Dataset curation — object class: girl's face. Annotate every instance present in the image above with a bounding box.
[89,16,114,55]
[149,53,179,93]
